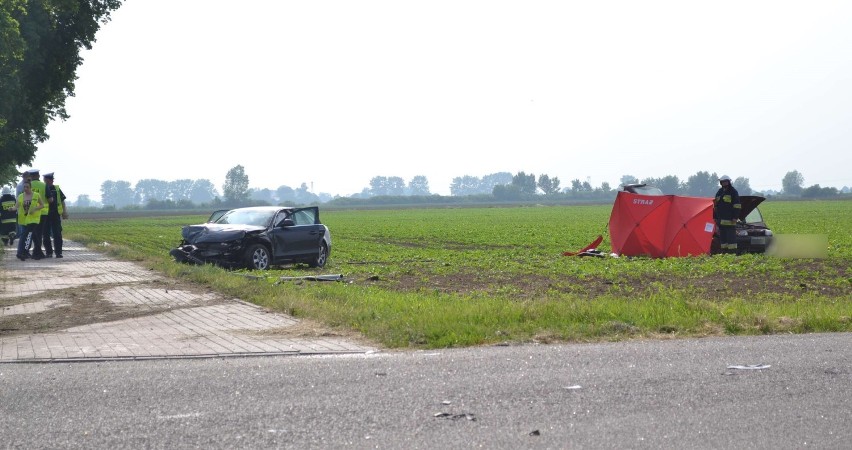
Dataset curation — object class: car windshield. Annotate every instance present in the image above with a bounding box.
[625,185,664,195]
[744,207,764,224]
[215,209,275,227]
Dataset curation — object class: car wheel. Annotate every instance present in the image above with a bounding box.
[245,244,270,270]
[308,242,329,268]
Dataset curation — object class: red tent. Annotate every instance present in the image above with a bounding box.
[608,192,716,258]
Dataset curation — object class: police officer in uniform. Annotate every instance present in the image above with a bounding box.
[713,175,742,254]
[42,172,68,257]
[27,169,48,259]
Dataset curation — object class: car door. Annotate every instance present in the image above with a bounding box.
[207,209,230,223]
[269,207,324,261]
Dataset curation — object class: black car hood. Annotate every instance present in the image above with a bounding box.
[739,196,765,220]
[181,223,265,244]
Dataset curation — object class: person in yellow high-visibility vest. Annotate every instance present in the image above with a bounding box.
[14,180,44,261]
[42,172,69,258]
[27,169,48,259]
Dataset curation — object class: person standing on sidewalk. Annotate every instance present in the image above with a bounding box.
[27,169,48,259]
[41,172,68,258]
[15,170,30,247]
[1,187,17,246]
[14,180,44,261]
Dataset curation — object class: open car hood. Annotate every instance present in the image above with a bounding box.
[181,223,264,244]
[739,196,765,221]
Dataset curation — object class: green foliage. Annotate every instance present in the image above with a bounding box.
[62,200,852,348]
[0,0,122,179]
[782,170,804,196]
[222,165,249,204]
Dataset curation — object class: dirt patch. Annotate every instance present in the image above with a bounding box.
[0,279,227,337]
[383,259,851,301]
[242,320,367,342]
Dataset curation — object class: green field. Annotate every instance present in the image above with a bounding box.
[61,200,851,348]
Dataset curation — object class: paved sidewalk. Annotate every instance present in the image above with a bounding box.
[0,241,377,362]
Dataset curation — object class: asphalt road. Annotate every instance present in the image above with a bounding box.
[2,332,850,449]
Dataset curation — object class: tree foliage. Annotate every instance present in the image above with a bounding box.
[782,170,804,196]
[100,180,134,208]
[0,0,123,183]
[684,171,718,197]
[537,174,561,195]
[222,165,249,204]
[511,171,537,195]
[408,175,430,196]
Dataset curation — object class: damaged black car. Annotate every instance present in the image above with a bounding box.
[170,206,331,270]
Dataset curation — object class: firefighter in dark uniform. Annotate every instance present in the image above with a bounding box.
[1,187,17,246]
[713,175,741,254]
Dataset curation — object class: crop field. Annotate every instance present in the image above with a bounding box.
[61,200,851,348]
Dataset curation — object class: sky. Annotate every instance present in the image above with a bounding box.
[28,0,852,201]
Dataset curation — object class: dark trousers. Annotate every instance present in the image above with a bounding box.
[42,214,63,256]
[719,225,738,254]
[17,223,35,258]
[32,215,46,256]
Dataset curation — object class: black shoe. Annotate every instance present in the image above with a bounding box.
[32,254,43,260]
[17,254,25,261]
[56,254,63,258]
[45,253,53,258]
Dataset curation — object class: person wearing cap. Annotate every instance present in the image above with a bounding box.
[14,179,44,260]
[713,175,742,254]
[27,169,48,259]
[1,187,16,246]
[41,172,68,257]
[16,170,30,197]
[15,171,31,242]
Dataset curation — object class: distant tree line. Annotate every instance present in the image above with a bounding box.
[78,166,847,211]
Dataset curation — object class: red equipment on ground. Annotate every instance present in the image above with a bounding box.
[608,191,715,258]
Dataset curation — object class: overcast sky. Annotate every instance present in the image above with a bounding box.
[28,0,852,201]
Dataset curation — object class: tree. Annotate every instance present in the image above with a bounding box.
[0,0,123,183]
[189,179,218,204]
[802,184,838,199]
[249,188,275,204]
[733,177,752,195]
[276,185,296,203]
[480,172,513,192]
[408,176,430,196]
[684,171,718,197]
[620,175,639,187]
[75,194,92,208]
[369,176,389,196]
[450,175,481,196]
[293,182,319,204]
[134,178,170,204]
[386,176,406,196]
[222,165,249,204]
[100,180,134,208]
[168,179,195,201]
[782,170,804,196]
[511,172,537,195]
[537,174,561,195]
[492,184,523,200]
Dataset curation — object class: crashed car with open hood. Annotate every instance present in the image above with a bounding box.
[619,184,773,255]
[170,206,331,270]
[709,196,773,254]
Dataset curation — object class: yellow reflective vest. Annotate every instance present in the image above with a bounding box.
[30,179,48,216]
[17,192,44,225]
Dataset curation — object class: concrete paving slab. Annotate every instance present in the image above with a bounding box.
[0,240,377,362]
